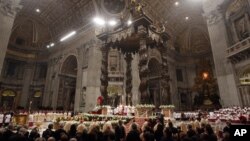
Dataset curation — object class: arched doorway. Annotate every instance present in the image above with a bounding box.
[147,58,162,107]
[57,55,77,111]
[1,89,16,110]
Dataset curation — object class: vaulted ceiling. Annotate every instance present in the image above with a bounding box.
[10,0,211,55]
[144,0,210,54]
[10,0,95,49]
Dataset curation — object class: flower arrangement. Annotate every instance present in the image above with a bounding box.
[159,105,175,109]
[135,104,155,108]
[53,113,133,126]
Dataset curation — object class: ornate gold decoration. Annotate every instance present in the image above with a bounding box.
[192,60,221,109]
[34,91,42,98]
[2,89,16,97]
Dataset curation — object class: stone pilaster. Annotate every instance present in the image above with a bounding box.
[51,73,60,110]
[74,48,83,112]
[20,63,34,108]
[0,0,21,75]
[85,43,102,112]
[42,63,52,107]
[203,1,241,106]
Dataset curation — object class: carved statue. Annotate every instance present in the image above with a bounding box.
[0,0,22,17]
[236,16,249,40]
[80,87,86,107]
[129,0,146,17]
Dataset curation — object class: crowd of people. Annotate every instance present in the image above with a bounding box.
[207,106,250,123]
[0,116,233,141]
[1,106,249,141]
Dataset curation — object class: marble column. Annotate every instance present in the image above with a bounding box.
[0,0,21,75]
[20,63,34,108]
[203,1,241,106]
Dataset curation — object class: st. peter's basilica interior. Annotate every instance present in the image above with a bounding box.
[0,0,250,140]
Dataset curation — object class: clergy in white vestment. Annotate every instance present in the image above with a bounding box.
[4,114,11,126]
[0,114,4,127]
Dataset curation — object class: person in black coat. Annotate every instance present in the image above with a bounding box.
[54,123,67,141]
[223,121,231,134]
[160,127,174,141]
[68,124,77,139]
[115,120,126,141]
[203,124,217,141]
[28,127,40,141]
[186,124,196,138]
[8,127,28,141]
[126,123,141,141]
[142,131,154,141]
[103,125,115,141]
[154,120,164,141]
[42,124,54,140]
[2,125,14,141]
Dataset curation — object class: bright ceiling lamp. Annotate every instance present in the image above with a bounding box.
[108,20,117,26]
[127,20,132,25]
[175,1,179,6]
[93,17,106,26]
[60,31,76,42]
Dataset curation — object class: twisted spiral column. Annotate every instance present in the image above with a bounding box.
[138,39,149,104]
[160,46,171,104]
[125,53,133,105]
[100,45,109,105]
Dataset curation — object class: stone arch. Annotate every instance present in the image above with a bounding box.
[57,54,78,111]
[147,58,162,107]
[0,89,17,110]
[225,0,247,20]
[60,54,78,75]
[224,0,250,44]
[176,25,211,54]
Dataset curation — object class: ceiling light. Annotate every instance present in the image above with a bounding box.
[127,20,132,25]
[50,43,55,47]
[108,20,117,26]
[60,31,76,42]
[185,17,189,20]
[93,17,106,26]
[36,9,40,13]
[46,45,50,48]
[175,1,179,6]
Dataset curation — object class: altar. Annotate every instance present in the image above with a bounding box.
[13,114,28,126]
